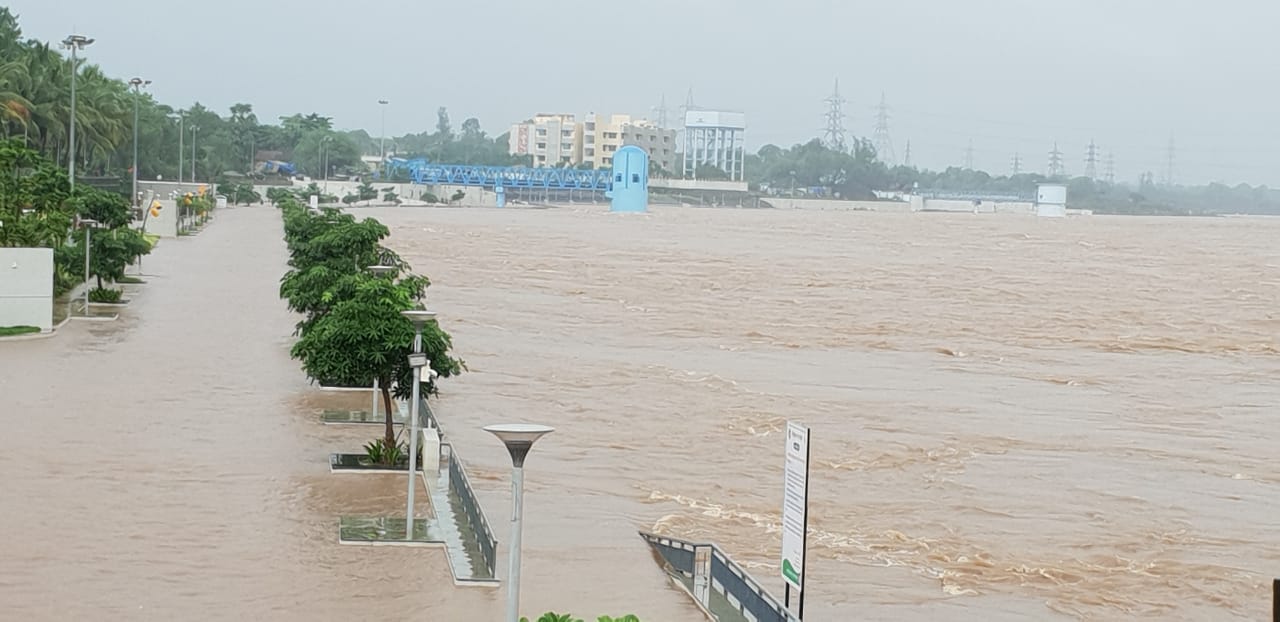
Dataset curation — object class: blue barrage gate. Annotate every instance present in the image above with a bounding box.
[384,158,614,191]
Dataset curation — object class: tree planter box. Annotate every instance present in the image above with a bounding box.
[337,516,441,546]
[329,453,423,474]
[320,409,406,425]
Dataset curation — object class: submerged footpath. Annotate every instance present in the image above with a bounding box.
[0,205,505,619]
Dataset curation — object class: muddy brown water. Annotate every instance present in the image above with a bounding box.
[2,205,1277,621]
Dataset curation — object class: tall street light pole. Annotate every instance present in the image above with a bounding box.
[173,111,184,190]
[190,124,199,184]
[60,34,94,191]
[401,309,438,540]
[129,78,151,208]
[485,423,555,622]
[321,136,333,193]
[378,99,389,175]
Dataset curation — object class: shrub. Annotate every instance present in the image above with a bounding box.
[88,287,123,303]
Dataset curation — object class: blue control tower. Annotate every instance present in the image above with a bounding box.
[607,145,649,213]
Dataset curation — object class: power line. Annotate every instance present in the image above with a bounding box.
[1085,139,1099,180]
[1048,142,1065,177]
[872,92,896,165]
[822,78,848,152]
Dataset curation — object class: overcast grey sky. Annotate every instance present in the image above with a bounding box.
[10,0,1280,186]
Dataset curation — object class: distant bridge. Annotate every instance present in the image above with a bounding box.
[381,158,751,194]
[383,158,614,190]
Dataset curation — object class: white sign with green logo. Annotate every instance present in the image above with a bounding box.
[781,421,810,591]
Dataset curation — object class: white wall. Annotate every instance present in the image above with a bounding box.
[144,199,180,238]
[0,248,53,331]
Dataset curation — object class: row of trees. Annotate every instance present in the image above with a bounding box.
[275,195,462,460]
[272,193,639,622]
[740,137,1280,215]
[0,138,151,303]
[0,8,520,187]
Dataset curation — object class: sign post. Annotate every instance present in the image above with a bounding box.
[781,421,811,619]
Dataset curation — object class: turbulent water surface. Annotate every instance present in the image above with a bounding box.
[2,205,1277,621]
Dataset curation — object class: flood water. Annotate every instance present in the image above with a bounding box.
[2,205,1278,621]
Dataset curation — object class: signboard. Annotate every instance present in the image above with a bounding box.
[781,421,810,591]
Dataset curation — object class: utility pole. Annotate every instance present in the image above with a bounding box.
[1105,151,1116,184]
[872,92,896,164]
[822,78,848,152]
[1048,142,1064,177]
[964,140,975,170]
[1011,152,1022,175]
[1164,134,1176,186]
[1085,139,1099,180]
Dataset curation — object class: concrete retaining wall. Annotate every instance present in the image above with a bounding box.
[767,198,913,212]
[0,248,53,331]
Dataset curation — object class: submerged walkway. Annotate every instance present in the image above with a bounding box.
[0,206,497,619]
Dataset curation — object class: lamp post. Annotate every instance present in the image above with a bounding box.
[79,218,100,313]
[190,124,199,183]
[320,135,333,193]
[129,78,151,208]
[485,423,555,622]
[172,111,184,192]
[60,34,94,191]
[378,99,389,176]
[365,264,397,419]
[401,309,437,540]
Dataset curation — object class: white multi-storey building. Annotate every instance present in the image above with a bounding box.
[508,114,581,167]
[683,110,746,181]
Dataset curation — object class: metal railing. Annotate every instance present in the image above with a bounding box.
[418,397,498,579]
[447,444,497,578]
[640,531,799,622]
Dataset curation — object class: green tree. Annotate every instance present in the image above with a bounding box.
[289,271,460,448]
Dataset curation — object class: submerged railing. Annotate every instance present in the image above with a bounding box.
[640,531,799,622]
[446,442,497,578]
[419,398,499,580]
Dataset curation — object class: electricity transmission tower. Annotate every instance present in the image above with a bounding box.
[964,140,975,170]
[823,78,848,152]
[1104,151,1116,184]
[1085,140,1099,180]
[1164,134,1176,186]
[1048,142,1065,177]
[651,93,669,129]
[1011,152,1022,175]
[903,140,912,167]
[872,92,896,164]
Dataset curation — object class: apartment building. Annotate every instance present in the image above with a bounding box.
[583,113,677,174]
[508,113,582,167]
[509,111,676,171]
